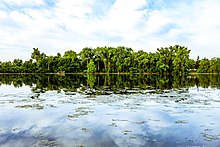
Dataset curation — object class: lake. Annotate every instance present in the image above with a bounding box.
[0,74,220,147]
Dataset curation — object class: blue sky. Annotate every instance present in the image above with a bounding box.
[1,0,220,61]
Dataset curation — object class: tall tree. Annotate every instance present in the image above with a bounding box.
[87,60,96,73]
[79,47,94,70]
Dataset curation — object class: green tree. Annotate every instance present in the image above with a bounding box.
[31,48,41,62]
[22,59,35,73]
[209,57,220,73]
[79,47,94,71]
[172,45,190,75]
[12,59,23,73]
[197,58,210,73]
[87,60,96,73]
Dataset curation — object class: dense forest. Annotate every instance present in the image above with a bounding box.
[0,45,220,74]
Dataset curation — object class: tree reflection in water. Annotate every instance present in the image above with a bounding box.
[0,74,220,94]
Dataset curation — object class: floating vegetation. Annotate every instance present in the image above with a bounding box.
[33,139,59,147]
[107,122,117,127]
[65,91,76,95]
[131,121,146,125]
[128,135,149,140]
[45,104,57,108]
[112,119,129,122]
[201,133,220,141]
[81,128,91,133]
[67,107,94,120]
[123,130,132,135]
[175,120,189,124]
[32,88,47,94]
[15,104,44,110]
[74,145,84,147]
[175,97,188,103]
[32,132,44,138]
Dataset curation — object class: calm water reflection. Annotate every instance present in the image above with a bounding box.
[0,74,220,147]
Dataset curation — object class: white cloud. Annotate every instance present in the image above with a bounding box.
[172,0,220,58]
[55,0,94,18]
[0,10,7,19]
[91,0,147,42]
[1,0,220,61]
[143,10,172,34]
[2,0,44,6]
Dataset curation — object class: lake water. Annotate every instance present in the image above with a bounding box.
[0,74,220,147]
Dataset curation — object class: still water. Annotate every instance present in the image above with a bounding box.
[0,74,220,147]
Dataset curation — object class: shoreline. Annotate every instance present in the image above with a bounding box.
[0,72,219,75]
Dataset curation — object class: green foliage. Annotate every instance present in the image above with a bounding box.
[0,45,219,74]
[197,58,210,73]
[155,45,191,75]
[209,57,220,73]
[86,60,96,73]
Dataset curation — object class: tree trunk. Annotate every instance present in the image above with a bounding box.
[98,60,100,72]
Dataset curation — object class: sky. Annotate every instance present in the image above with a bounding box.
[0,0,220,61]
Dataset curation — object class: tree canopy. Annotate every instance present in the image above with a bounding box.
[0,45,219,74]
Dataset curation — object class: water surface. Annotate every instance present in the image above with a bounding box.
[0,74,220,147]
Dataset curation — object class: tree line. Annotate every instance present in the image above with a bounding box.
[0,45,219,74]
